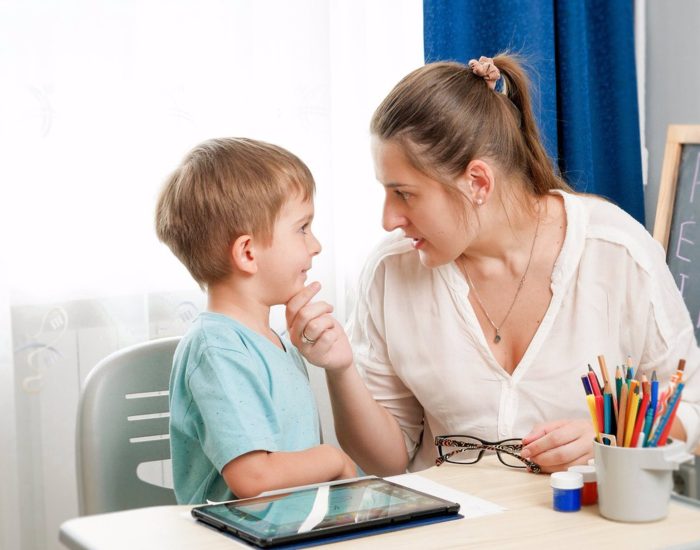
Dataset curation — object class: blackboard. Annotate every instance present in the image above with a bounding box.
[653,125,700,344]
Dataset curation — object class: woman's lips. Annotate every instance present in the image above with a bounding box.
[410,237,425,249]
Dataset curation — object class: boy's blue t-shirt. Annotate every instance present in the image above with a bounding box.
[169,312,320,504]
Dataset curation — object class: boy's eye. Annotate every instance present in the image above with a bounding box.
[299,223,309,234]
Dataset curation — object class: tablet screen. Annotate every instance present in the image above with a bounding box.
[192,477,460,547]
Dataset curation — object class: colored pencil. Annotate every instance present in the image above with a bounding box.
[642,407,655,447]
[598,355,611,391]
[616,383,628,445]
[656,389,684,447]
[624,385,640,447]
[588,365,602,397]
[586,394,601,443]
[676,359,686,380]
[630,381,650,447]
[595,394,604,433]
[648,383,685,447]
[625,380,639,424]
[603,393,611,434]
[644,371,659,444]
[581,375,592,395]
[598,355,618,425]
[625,356,634,382]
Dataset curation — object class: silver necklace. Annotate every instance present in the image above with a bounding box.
[462,207,541,344]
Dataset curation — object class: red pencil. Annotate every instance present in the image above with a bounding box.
[630,384,650,447]
[588,367,602,398]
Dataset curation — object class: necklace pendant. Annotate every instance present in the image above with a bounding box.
[493,331,501,344]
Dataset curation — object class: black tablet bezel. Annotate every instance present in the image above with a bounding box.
[191,477,461,548]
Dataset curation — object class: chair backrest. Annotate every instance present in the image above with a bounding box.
[76,336,180,515]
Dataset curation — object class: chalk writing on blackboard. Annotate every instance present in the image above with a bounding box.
[666,144,700,343]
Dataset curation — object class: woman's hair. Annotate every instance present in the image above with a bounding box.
[370,54,572,200]
[155,137,315,288]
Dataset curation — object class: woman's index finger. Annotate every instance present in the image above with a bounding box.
[285,282,322,325]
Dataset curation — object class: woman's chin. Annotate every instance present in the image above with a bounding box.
[417,250,443,269]
[418,250,440,269]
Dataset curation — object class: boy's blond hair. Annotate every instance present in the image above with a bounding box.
[155,137,315,288]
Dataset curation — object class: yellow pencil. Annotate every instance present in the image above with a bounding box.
[624,386,640,447]
[586,394,601,443]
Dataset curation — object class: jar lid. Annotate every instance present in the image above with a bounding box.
[550,471,583,490]
[568,465,596,482]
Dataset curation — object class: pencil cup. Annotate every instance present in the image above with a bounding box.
[593,439,693,522]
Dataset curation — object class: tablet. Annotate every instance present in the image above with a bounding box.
[191,476,461,548]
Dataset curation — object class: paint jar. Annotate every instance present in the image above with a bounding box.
[550,471,583,512]
[568,465,597,505]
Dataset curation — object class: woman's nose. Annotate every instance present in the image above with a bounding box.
[382,201,407,232]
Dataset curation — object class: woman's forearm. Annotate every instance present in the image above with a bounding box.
[670,417,687,441]
[325,364,408,476]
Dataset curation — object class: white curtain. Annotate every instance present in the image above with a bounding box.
[0,2,423,548]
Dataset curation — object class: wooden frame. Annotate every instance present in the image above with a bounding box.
[653,125,700,250]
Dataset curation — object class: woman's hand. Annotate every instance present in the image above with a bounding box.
[520,419,594,473]
[285,282,353,371]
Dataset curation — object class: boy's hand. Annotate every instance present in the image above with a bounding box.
[519,419,594,473]
[286,282,353,371]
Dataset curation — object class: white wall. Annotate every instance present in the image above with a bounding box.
[644,0,700,229]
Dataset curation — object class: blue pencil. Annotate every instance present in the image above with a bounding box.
[648,383,685,447]
[642,407,654,447]
[604,393,612,434]
[581,375,592,395]
[644,371,659,445]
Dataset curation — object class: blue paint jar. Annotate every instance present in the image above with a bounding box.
[550,471,583,512]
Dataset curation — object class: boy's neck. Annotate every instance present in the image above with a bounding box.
[207,281,282,348]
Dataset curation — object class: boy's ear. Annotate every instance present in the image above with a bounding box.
[230,234,257,275]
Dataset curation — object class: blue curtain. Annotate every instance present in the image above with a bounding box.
[424,0,645,224]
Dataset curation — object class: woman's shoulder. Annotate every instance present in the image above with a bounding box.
[568,192,665,273]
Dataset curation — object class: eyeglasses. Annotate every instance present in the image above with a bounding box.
[434,435,541,474]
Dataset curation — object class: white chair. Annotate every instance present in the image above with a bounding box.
[76,337,180,515]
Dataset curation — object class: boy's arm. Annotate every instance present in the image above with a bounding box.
[222,444,356,499]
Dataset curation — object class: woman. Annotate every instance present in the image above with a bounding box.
[287,54,700,474]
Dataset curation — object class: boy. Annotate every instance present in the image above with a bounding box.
[155,137,355,504]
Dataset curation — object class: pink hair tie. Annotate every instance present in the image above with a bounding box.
[468,56,501,90]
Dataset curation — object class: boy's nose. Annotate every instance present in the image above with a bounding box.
[309,232,322,256]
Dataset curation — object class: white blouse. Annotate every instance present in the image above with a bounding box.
[347,191,700,472]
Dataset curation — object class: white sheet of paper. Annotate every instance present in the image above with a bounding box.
[385,473,505,519]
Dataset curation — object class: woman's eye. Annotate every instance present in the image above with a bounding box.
[395,190,410,201]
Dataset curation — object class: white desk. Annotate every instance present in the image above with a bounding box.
[60,457,700,549]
